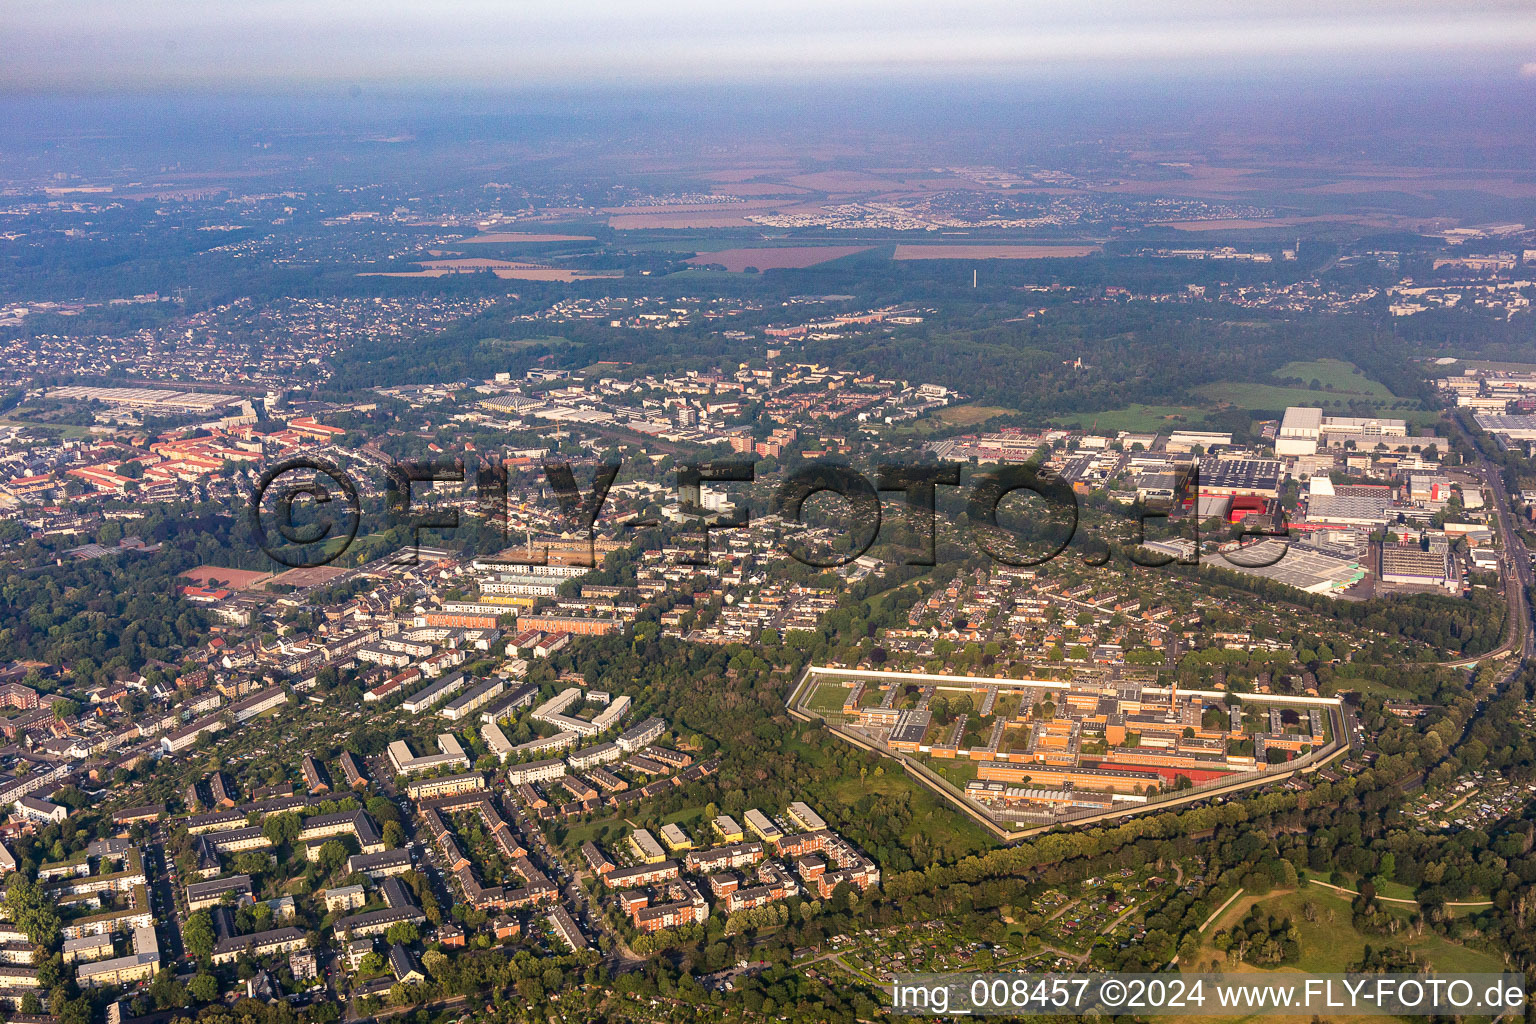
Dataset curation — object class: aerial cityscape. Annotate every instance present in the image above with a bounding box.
[4,2,1536,1022]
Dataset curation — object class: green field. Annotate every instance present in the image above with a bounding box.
[927,757,980,788]
[780,729,992,860]
[1273,358,1390,393]
[1196,358,1433,424]
[1050,403,1210,433]
[882,402,1019,438]
[659,805,708,828]
[0,413,99,439]
[935,403,1018,427]
[1188,887,1502,977]
[1054,359,1435,435]
[1327,674,1416,699]
[805,682,853,714]
[477,335,571,351]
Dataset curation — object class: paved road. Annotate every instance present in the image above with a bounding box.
[1478,456,1534,658]
[1307,878,1494,910]
[1435,420,1534,769]
[1198,888,1245,933]
[505,798,645,974]
[1453,423,1533,675]
[146,838,187,963]
[1427,447,1529,668]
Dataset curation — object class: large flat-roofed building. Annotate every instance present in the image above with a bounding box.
[530,686,631,737]
[441,679,504,721]
[976,762,1161,793]
[48,385,241,415]
[387,734,469,776]
[1381,545,1455,589]
[478,684,539,725]
[229,685,288,722]
[786,802,827,832]
[162,715,224,754]
[1474,413,1536,443]
[517,614,623,636]
[743,809,783,843]
[1165,430,1232,453]
[1408,473,1452,505]
[1278,406,1411,456]
[1305,492,1392,528]
[628,829,666,864]
[889,709,930,749]
[1214,539,1366,597]
[659,823,692,851]
[401,673,467,714]
[74,925,159,986]
[1319,414,1407,445]
[1200,458,1281,498]
[1276,406,1323,456]
[483,722,515,761]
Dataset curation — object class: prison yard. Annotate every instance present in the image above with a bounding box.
[795,665,1346,829]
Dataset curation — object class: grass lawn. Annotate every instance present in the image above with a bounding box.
[0,414,99,439]
[1195,358,1436,425]
[782,721,994,860]
[1050,403,1210,433]
[561,805,707,849]
[880,402,1018,439]
[1273,358,1391,394]
[1364,877,1420,902]
[660,805,707,827]
[1186,887,1503,979]
[805,682,852,714]
[1330,674,1416,700]
[555,815,617,848]
[934,403,1018,427]
[820,761,992,857]
[478,335,571,351]
[1051,358,1438,438]
[926,757,980,788]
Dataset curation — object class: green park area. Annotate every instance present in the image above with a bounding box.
[1187,884,1503,978]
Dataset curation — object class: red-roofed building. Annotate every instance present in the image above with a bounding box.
[288,418,345,442]
[67,466,133,493]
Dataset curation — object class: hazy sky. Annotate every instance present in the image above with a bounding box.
[7,0,1536,91]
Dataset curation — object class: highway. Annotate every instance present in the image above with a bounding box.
[1480,454,1534,662]
[1452,413,1534,668]
[1432,418,1534,772]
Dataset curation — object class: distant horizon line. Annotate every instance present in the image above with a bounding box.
[3,65,1536,102]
